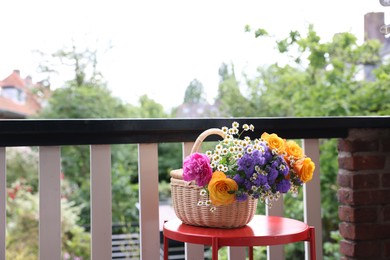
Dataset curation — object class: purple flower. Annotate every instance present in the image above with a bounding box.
[233,173,245,185]
[259,141,272,161]
[244,179,252,191]
[267,168,279,184]
[257,174,268,186]
[276,179,291,193]
[263,183,271,191]
[271,156,283,168]
[237,153,255,176]
[279,162,289,176]
[236,192,248,201]
[252,149,265,166]
[183,153,212,187]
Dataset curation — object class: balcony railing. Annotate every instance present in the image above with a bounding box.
[0,117,389,260]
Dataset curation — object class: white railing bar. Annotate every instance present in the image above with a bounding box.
[182,142,205,260]
[303,139,323,260]
[90,145,112,260]
[138,143,160,260]
[0,148,5,260]
[39,146,61,260]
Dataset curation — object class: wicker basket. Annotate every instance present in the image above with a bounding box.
[170,128,258,228]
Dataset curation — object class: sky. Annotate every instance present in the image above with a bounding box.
[0,0,388,111]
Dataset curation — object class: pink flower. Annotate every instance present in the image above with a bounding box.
[183,153,212,187]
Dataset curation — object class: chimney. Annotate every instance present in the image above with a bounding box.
[13,69,20,75]
[25,75,33,87]
[364,12,385,81]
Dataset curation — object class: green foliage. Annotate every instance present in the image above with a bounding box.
[246,25,387,117]
[319,140,339,239]
[323,230,342,260]
[35,44,175,228]
[183,79,207,104]
[350,64,390,115]
[6,182,39,259]
[158,143,182,183]
[134,94,168,118]
[255,28,268,38]
[241,25,389,258]
[158,180,172,202]
[6,147,39,192]
[38,85,129,119]
[216,63,253,116]
[6,179,90,259]
[36,43,107,89]
[36,44,190,239]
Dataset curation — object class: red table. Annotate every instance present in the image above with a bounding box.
[163,215,316,260]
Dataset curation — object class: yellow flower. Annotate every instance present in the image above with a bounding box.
[293,157,315,183]
[285,140,304,164]
[261,132,286,154]
[208,171,238,206]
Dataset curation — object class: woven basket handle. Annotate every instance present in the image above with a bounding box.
[190,128,226,154]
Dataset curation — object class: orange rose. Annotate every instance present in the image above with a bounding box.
[285,140,304,165]
[261,132,286,155]
[208,171,238,206]
[293,157,315,183]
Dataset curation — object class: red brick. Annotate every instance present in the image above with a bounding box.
[339,239,381,257]
[338,139,379,153]
[339,223,390,240]
[339,157,353,171]
[382,173,390,188]
[354,173,380,189]
[384,240,390,258]
[339,156,386,171]
[338,189,352,205]
[338,188,390,206]
[383,205,390,222]
[383,140,390,152]
[339,205,378,223]
[339,239,355,257]
[338,172,380,189]
[338,173,351,188]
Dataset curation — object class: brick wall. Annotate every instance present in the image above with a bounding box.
[338,128,390,259]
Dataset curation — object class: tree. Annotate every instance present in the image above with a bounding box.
[243,24,388,259]
[35,40,109,89]
[246,25,385,117]
[6,179,90,259]
[35,43,179,227]
[216,63,252,116]
[135,94,168,118]
[183,79,207,104]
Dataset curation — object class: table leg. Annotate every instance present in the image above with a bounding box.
[309,226,316,260]
[164,235,168,260]
[212,237,218,260]
[249,246,253,260]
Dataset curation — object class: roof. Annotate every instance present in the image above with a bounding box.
[175,102,221,118]
[0,70,26,89]
[0,70,43,119]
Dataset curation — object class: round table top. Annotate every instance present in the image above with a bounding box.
[163,215,311,247]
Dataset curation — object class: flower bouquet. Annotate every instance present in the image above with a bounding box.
[170,122,315,228]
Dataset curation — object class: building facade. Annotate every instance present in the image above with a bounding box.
[0,70,48,119]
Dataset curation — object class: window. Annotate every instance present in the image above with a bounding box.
[1,86,26,103]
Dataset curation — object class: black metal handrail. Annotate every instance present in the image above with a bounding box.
[0,116,389,146]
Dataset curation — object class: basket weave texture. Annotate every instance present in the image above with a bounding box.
[170,169,258,228]
[170,128,258,228]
